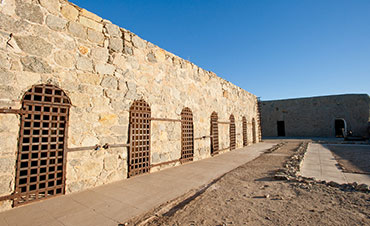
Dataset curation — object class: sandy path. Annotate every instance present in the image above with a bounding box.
[128,142,370,226]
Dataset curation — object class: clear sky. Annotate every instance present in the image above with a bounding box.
[70,0,370,100]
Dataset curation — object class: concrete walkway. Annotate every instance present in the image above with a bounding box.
[301,143,370,185]
[0,142,276,226]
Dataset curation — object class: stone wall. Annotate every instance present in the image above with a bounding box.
[0,0,260,211]
[261,94,370,138]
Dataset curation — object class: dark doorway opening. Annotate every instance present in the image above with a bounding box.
[335,119,345,137]
[277,121,285,136]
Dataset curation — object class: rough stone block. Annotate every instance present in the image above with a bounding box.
[100,75,118,89]
[112,53,127,70]
[132,35,145,48]
[15,0,44,24]
[105,89,123,101]
[79,84,103,96]
[0,158,14,174]
[77,73,102,85]
[87,28,104,43]
[39,0,60,15]
[0,175,12,195]
[91,97,110,112]
[154,49,166,62]
[14,72,41,92]
[103,155,118,171]
[80,9,102,22]
[0,12,29,33]
[91,47,109,63]
[20,56,52,73]
[0,114,19,134]
[61,3,79,21]
[46,15,67,31]
[124,46,133,55]
[110,125,128,135]
[95,63,115,75]
[118,112,129,124]
[76,47,88,57]
[66,180,84,193]
[79,16,103,32]
[0,200,12,212]
[14,36,53,57]
[0,86,16,101]
[68,22,87,39]
[98,113,118,126]
[81,136,99,147]
[105,23,121,37]
[10,59,21,71]
[76,56,93,72]
[54,50,76,68]
[147,53,157,63]
[109,37,123,52]
[0,54,10,70]
[125,81,138,99]
[123,31,131,42]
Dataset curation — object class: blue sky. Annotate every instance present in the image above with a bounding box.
[70,0,370,100]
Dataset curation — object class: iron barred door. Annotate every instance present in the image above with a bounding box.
[252,118,256,143]
[14,84,70,206]
[242,116,248,146]
[210,112,219,155]
[229,114,236,150]
[129,99,151,177]
[181,108,194,163]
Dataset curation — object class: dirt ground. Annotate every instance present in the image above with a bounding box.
[326,144,370,174]
[128,142,370,226]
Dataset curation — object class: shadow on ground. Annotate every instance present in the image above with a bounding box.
[325,144,370,174]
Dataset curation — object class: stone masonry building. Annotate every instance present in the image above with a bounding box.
[0,0,261,211]
[261,94,370,138]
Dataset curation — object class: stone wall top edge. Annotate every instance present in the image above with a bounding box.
[262,93,370,104]
[59,0,255,99]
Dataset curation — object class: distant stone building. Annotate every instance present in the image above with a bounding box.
[261,94,370,138]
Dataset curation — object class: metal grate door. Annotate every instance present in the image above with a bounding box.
[14,84,70,206]
[229,114,236,150]
[181,108,194,163]
[252,118,256,143]
[210,112,219,155]
[242,116,248,146]
[128,99,151,177]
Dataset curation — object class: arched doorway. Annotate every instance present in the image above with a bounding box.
[242,116,247,147]
[128,99,151,177]
[181,107,194,163]
[229,114,236,150]
[252,118,256,143]
[335,118,347,137]
[210,112,219,155]
[14,84,71,206]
